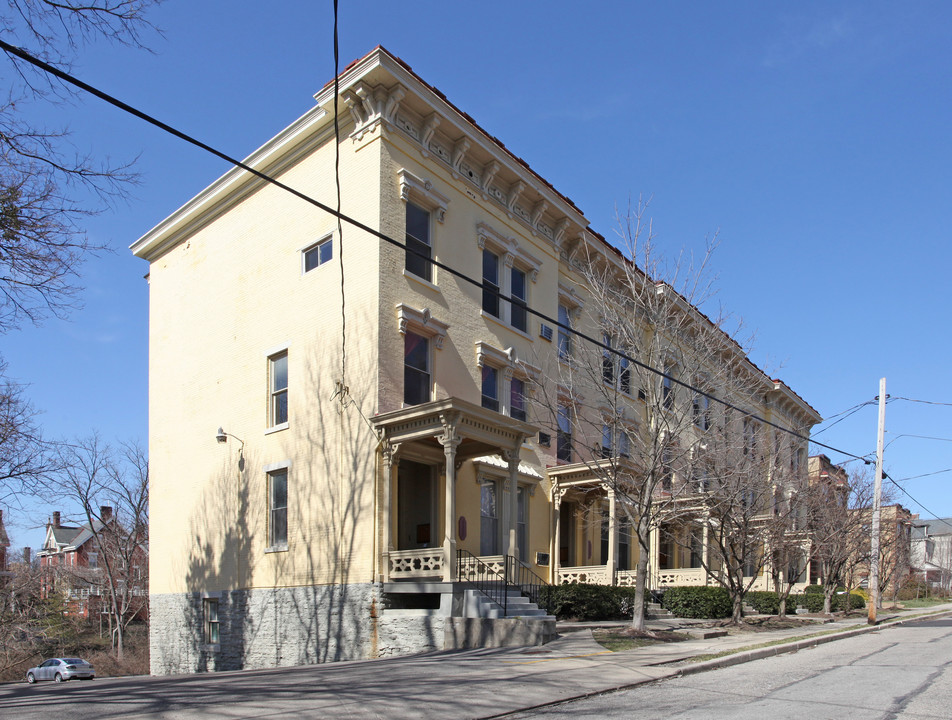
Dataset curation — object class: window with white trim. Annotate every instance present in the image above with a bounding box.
[693,391,711,430]
[405,202,432,281]
[404,332,430,406]
[480,481,499,556]
[481,364,499,412]
[557,303,572,360]
[475,341,535,421]
[303,237,333,272]
[204,598,219,644]
[268,468,288,548]
[476,222,540,335]
[269,352,288,427]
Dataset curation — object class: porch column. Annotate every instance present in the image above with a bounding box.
[503,443,522,560]
[440,412,462,582]
[607,487,617,583]
[552,485,562,584]
[380,442,399,582]
[649,524,660,588]
[702,519,710,585]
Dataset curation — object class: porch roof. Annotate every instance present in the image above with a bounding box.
[373,397,538,461]
[548,457,639,490]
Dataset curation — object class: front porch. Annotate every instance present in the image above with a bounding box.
[374,397,539,583]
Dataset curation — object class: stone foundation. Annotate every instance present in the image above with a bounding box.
[151,583,389,674]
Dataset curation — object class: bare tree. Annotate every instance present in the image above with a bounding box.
[49,436,148,660]
[536,198,775,630]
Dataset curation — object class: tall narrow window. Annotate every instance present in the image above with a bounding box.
[618,518,630,570]
[661,447,673,491]
[619,357,631,395]
[480,482,499,556]
[557,304,572,359]
[557,404,573,462]
[510,266,527,332]
[270,352,288,426]
[204,598,220,644]
[481,365,499,412]
[662,369,674,410]
[482,249,500,317]
[618,430,630,458]
[693,393,710,430]
[268,469,288,548]
[600,424,613,458]
[405,202,431,281]
[404,332,430,405]
[602,334,614,385]
[510,377,527,421]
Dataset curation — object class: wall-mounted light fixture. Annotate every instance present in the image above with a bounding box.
[216,427,245,449]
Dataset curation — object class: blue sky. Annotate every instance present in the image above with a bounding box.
[2,1,951,548]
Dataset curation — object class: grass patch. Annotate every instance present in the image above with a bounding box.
[685,626,850,663]
[895,597,951,609]
[592,628,689,652]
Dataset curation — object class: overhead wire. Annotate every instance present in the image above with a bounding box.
[811,399,876,436]
[0,38,876,466]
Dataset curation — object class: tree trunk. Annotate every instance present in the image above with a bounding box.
[778,595,787,618]
[731,591,744,624]
[823,588,834,614]
[631,549,650,631]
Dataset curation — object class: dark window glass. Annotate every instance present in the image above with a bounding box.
[304,238,332,272]
[482,249,499,317]
[557,404,572,462]
[557,304,571,359]
[510,266,527,332]
[405,203,431,281]
[480,482,499,556]
[510,377,527,421]
[619,357,631,394]
[404,332,429,405]
[602,334,614,384]
[269,470,288,546]
[271,353,288,426]
[481,365,499,411]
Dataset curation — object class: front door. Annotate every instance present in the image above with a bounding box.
[397,460,436,550]
[559,502,575,565]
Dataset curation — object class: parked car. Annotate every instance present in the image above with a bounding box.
[26,658,95,683]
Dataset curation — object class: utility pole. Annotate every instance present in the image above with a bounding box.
[868,377,886,624]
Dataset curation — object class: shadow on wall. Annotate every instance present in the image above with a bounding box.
[175,312,395,672]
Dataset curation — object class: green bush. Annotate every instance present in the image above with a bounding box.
[745,590,780,615]
[804,583,826,594]
[661,586,732,619]
[539,583,640,620]
[791,590,866,613]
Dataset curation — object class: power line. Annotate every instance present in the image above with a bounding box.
[891,397,952,407]
[0,38,871,465]
[882,471,949,521]
[812,399,876,436]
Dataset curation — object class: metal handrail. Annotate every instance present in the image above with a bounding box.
[457,551,550,616]
[505,555,548,606]
[457,549,509,615]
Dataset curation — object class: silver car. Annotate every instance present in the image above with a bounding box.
[26,657,95,683]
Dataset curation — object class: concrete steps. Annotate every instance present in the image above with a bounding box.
[464,588,555,621]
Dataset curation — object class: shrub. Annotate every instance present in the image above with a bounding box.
[804,584,826,594]
[539,583,640,620]
[745,590,780,615]
[661,586,732,619]
[791,590,866,613]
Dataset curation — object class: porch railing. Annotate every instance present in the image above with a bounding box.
[389,548,445,579]
[457,550,549,615]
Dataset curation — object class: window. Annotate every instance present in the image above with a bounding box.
[600,424,613,459]
[476,223,540,334]
[303,237,332,272]
[87,552,98,569]
[557,304,572,360]
[510,377,527,421]
[268,469,288,548]
[693,393,711,430]
[618,518,630,570]
[482,248,500,317]
[689,529,704,568]
[602,334,614,385]
[204,598,220,644]
[510,266,527,332]
[662,369,675,410]
[618,430,630,458]
[619,357,631,395]
[480,481,499,556]
[404,332,430,405]
[557,404,573,462]
[481,365,499,412]
[405,202,431,281]
[744,418,759,458]
[269,352,288,426]
[661,447,673,491]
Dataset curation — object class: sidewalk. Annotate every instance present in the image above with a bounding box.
[2,603,949,720]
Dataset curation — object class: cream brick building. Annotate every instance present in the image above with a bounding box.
[133,47,820,674]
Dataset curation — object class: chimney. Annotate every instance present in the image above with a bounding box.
[23,547,30,563]
[100,506,113,522]
[52,511,61,528]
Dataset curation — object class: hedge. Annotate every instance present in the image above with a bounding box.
[661,586,732,619]
[745,590,780,615]
[539,583,640,620]
[792,590,866,612]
